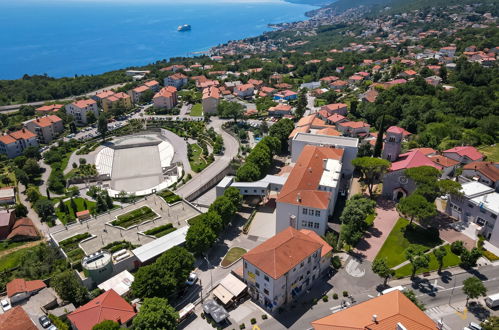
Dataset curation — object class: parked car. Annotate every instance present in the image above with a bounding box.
[485,293,499,308]
[48,325,58,330]
[38,315,51,328]
[185,272,198,285]
[0,299,11,312]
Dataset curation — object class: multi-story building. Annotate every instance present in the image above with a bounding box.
[164,73,188,90]
[0,129,39,158]
[25,115,64,144]
[276,145,344,236]
[202,86,221,114]
[320,103,348,116]
[243,227,332,311]
[335,120,370,137]
[234,83,255,99]
[101,92,133,113]
[446,181,499,248]
[443,146,484,165]
[128,85,150,104]
[65,99,99,126]
[462,162,499,191]
[153,86,178,109]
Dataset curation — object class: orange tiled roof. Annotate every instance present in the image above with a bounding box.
[0,134,17,145]
[429,155,459,168]
[132,85,149,93]
[31,115,62,128]
[73,99,97,108]
[322,103,347,112]
[243,227,325,279]
[95,90,115,99]
[7,217,38,240]
[277,145,344,209]
[317,127,341,136]
[36,104,63,112]
[312,290,436,330]
[0,306,38,330]
[463,161,499,182]
[144,80,159,87]
[9,129,36,140]
[300,229,333,257]
[7,278,46,298]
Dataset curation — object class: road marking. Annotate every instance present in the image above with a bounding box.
[253,326,260,330]
[432,279,445,290]
[367,294,374,298]
[456,307,467,320]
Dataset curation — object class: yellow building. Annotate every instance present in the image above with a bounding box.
[102,92,133,112]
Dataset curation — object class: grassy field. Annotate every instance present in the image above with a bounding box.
[0,241,28,253]
[112,206,157,228]
[0,248,29,272]
[221,247,247,267]
[189,143,208,173]
[190,103,203,117]
[56,197,96,224]
[375,218,442,268]
[478,144,499,162]
[394,244,460,278]
[143,224,177,238]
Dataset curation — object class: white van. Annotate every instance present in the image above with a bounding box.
[485,293,499,308]
[380,286,405,295]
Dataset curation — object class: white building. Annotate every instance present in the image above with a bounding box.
[65,99,99,126]
[290,133,358,176]
[276,145,343,236]
[243,227,332,312]
[0,129,39,159]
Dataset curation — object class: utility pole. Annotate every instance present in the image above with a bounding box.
[204,256,214,292]
[448,274,456,306]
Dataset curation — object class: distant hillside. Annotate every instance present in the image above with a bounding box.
[284,0,337,6]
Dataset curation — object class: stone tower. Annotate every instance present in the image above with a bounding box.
[382,126,404,161]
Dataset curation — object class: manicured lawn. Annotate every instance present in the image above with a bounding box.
[375,218,442,268]
[112,206,157,228]
[56,197,96,224]
[394,244,460,278]
[478,144,499,162]
[189,143,208,173]
[221,247,247,267]
[190,103,203,117]
[143,224,177,238]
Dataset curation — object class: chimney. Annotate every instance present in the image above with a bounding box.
[297,193,301,203]
[372,315,378,323]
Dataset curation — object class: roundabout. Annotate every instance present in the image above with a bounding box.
[95,131,182,196]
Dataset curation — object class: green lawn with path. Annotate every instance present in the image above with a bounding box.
[221,247,247,267]
[112,206,157,228]
[375,218,442,268]
[190,103,203,117]
[394,244,460,278]
[189,143,208,173]
[0,248,30,272]
[56,197,96,224]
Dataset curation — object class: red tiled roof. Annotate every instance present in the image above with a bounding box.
[300,229,333,257]
[429,155,459,168]
[202,86,221,99]
[316,127,341,136]
[7,278,46,298]
[312,291,436,330]
[30,115,62,128]
[9,129,36,141]
[269,104,292,112]
[76,210,90,217]
[243,227,325,279]
[0,306,38,330]
[68,289,136,330]
[386,126,411,136]
[7,217,38,240]
[0,134,17,145]
[132,85,149,93]
[73,99,97,108]
[277,145,344,209]
[443,146,483,161]
[144,80,159,87]
[288,126,310,139]
[338,121,370,129]
[322,103,347,112]
[463,161,499,182]
[296,114,316,127]
[409,148,437,156]
[95,90,115,99]
[390,150,442,172]
[36,104,63,112]
[327,113,346,123]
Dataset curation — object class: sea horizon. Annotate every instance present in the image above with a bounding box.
[0,0,318,80]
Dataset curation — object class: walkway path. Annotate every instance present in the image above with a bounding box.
[0,240,42,258]
[353,199,399,261]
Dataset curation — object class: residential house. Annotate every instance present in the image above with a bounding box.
[0,306,38,330]
[425,75,443,86]
[400,69,418,78]
[443,146,484,164]
[429,155,460,178]
[311,290,436,330]
[65,99,99,126]
[164,73,188,90]
[102,92,132,113]
[234,83,255,99]
[243,227,332,311]
[202,86,221,114]
[25,115,64,144]
[259,86,276,98]
[326,114,347,126]
[348,75,364,84]
[335,121,370,137]
[0,210,16,240]
[273,90,297,101]
[35,104,63,114]
[276,146,344,236]
[446,181,499,247]
[268,104,293,117]
[153,86,178,109]
[0,186,15,205]
[462,162,499,191]
[224,81,242,92]
[128,85,150,103]
[321,103,348,116]
[6,278,47,304]
[440,46,457,57]
[143,80,160,93]
[92,90,115,104]
[0,129,39,158]
[247,79,264,89]
[7,217,38,242]
[68,289,136,330]
[330,80,348,91]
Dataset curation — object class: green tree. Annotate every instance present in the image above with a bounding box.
[132,297,178,330]
[295,89,307,118]
[351,157,391,197]
[23,158,41,179]
[403,289,426,310]
[186,220,217,255]
[373,114,385,158]
[86,111,97,125]
[58,199,67,213]
[97,113,108,142]
[26,185,41,203]
[259,136,281,156]
[481,316,499,330]
[404,245,430,279]
[460,247,482,268]
[209,196,237,225]
[236,162,261,182]
[14,203,28,218]
[223,187,243,210]
[269,118,294,152]
[34,199,55,222]
[92,320,120,330]
[372,258,394,285]
[139,89,154,103]
[218,100,244,123]
[70,198,78,213]
[104,191,113,209]
[396,194,437,226]
[462,276,487,306]
[51,270,88,306]
[433,246,447,273]
[202,211,224,235]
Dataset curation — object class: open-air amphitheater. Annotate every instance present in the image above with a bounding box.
[94,130,182,196]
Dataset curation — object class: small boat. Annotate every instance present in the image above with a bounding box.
[177,24,191,32]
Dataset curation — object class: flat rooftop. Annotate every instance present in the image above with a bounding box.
[293,132,359,147]
[460,181,494,198]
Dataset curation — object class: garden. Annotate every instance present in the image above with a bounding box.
[56,197,96,224]
[394,244,460,278]
[188,143,211,173]
[157,189,182,204]
[102,240,139,253]
[143,224,177,238]
[111,206,157,228]
[59,233,92,264]
[221,247,247,267]
[190,103,203,117]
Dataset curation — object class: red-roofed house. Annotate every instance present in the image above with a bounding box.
[128,81,159,103]
[243,227,332,311]
[0,306,38,330]
[65,99,99,126]
[443,146,484,164]
[102,92,132,112]
[336,121,370,137]
[234,83,255,99]
[274,90,297,101]
[164,73,188,90]
[6,217,39,242]
[25,115,64,144]
[202,86,221,114]
[462,162,499,190]
[0,129,39,158]
[321,103,348,116]
[7,278,47,304]
[326,113,347,125]
[400,69,418,78]
[68,289,136,330]
[429,155,460,177]
[153,86,178,109]
[268,104,293,117]
[276,145,344,236]
[35,104,63,114]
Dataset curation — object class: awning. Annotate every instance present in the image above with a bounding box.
[213,285,234,305]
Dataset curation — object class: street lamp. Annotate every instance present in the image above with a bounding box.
[448,274,457,306]
[204,256,214,291]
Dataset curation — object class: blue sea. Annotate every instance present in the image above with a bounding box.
[0,0,317,79]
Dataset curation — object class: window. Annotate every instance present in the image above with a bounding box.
[244,190,248,193]
[256,282,260,288]
[302,208,308,215]
[264,289,269,295]
[315,210,320,217]
[255,270,260,276]
[468,203,474,208]
[264,275,269,282]
[314,223,320,229]
[253,189,257,193]
[301,220,307,227]
[477,218,487,226]
[308,221,313,228]
[492,214,497,219]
